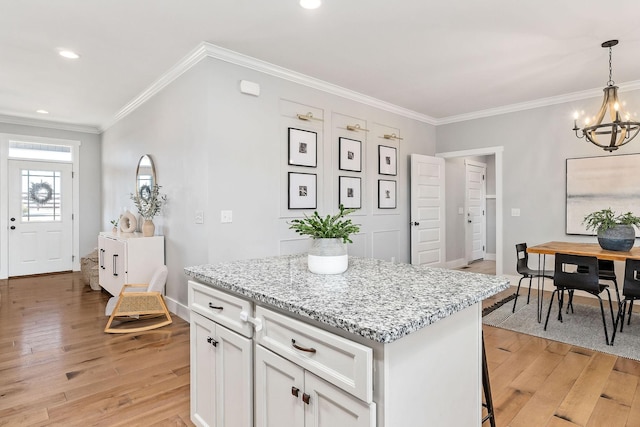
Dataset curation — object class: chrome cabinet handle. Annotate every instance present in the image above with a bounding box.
[291,339,316,353]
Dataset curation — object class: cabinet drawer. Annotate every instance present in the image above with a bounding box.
[256,306,372,403]
[188,280,253,338]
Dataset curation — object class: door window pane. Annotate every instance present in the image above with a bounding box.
[21,170,62,222]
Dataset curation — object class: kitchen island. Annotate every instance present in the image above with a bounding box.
[185,255,509,427]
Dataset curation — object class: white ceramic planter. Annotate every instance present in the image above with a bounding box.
[307,238,348,274]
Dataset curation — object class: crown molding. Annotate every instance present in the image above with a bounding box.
[0,113,100,134]
[435,80,640,125]
[105,43,211,130]
[104,40,640,131]
[104,41,437,131]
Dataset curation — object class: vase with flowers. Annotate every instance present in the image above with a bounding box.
[130,184,167,237]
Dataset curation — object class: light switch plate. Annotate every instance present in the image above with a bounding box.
[511,208,521,217]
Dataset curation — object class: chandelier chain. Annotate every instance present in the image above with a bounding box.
[608,45,614,86]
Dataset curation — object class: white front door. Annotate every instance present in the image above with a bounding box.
[410,154,445,267]
[465,160,486,263]
[8,160,73,276]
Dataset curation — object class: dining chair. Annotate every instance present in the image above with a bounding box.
[577,259,619,301]
[611,258,640,345]
[512,243,554,313]
[544,253,615,345]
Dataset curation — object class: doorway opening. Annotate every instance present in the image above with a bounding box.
[436,146,503,276]
[0,134,80,279]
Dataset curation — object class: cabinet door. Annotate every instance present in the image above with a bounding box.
[191,313,253,427]
[98,236,125,296]
[255,345,304,427]
[215,323,253,427]
[191,313,217,427]
[304,371,375,427]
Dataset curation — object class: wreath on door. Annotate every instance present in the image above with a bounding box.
[29,181,53,206]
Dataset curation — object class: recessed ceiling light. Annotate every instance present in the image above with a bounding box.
[59,50,80,59]
[36,109,49,114]
[300,0,321,9]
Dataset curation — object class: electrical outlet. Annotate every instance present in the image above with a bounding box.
[221,210,233,223]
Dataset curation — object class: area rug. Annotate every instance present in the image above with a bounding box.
[483,296,640,361]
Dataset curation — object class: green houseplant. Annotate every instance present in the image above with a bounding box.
[289,205,360,274]
[583,208,640,251]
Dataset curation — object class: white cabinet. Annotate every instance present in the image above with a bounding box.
[190,312,253,427]
[188,281,253,427]
[97,232,164,296]
[255,345,374,427]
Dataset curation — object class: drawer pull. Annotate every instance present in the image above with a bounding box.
[302,393,311,405]
[207,336,218,347]
[291,387,300,397]
[291,339,316,353]
[208,302,224,310]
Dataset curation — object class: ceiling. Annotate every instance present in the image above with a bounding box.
[2,0,640,132]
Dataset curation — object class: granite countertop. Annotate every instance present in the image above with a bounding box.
[184,255,510,344]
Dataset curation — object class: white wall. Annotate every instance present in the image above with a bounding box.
[0,122,102,266]
[101,56,436,312]
[436,89,640,275]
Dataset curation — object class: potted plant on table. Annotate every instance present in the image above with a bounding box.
[583,208,640,251]
[130,184,167,237]
[289,204,360,274]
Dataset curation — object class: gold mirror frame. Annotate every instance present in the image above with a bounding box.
[136,154,156,202]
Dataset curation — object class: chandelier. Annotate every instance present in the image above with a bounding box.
[572,40,640,152]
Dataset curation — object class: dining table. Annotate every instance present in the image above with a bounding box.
[527,241,640,322]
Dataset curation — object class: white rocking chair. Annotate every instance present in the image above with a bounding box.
[104,265,172,333]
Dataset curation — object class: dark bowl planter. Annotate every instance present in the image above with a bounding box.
[597,224,636,251]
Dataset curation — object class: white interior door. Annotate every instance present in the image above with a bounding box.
[410,154,445,266]
[8,160,73,276]
[465,160,486,263]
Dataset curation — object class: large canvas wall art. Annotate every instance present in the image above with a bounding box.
[566,153,640,236]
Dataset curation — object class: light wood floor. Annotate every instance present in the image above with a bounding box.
[0,272,194,426]
[465,260,640,427]
[3,270,640,426]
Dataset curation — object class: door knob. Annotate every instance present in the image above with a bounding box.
[10,217,15,221]
[10,226,15,230]
[467,220,472,223]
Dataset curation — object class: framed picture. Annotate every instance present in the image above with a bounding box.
[288,128,317,167]
[288,172,317,209]
[378,180,396,209]
[339,176,361,209]
[339,137,362,172]
[566,153,640,236]
[378,145,397,176]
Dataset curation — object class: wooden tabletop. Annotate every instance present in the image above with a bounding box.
[527,241,640,261]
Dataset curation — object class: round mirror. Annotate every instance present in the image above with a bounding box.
[136,154,156,202]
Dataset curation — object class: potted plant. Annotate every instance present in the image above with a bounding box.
[110,218,119,232]
[130,184,167,237]
[583,208,640,251]
[289,204,360,274]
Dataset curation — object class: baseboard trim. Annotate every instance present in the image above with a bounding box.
[165,296,190,323]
